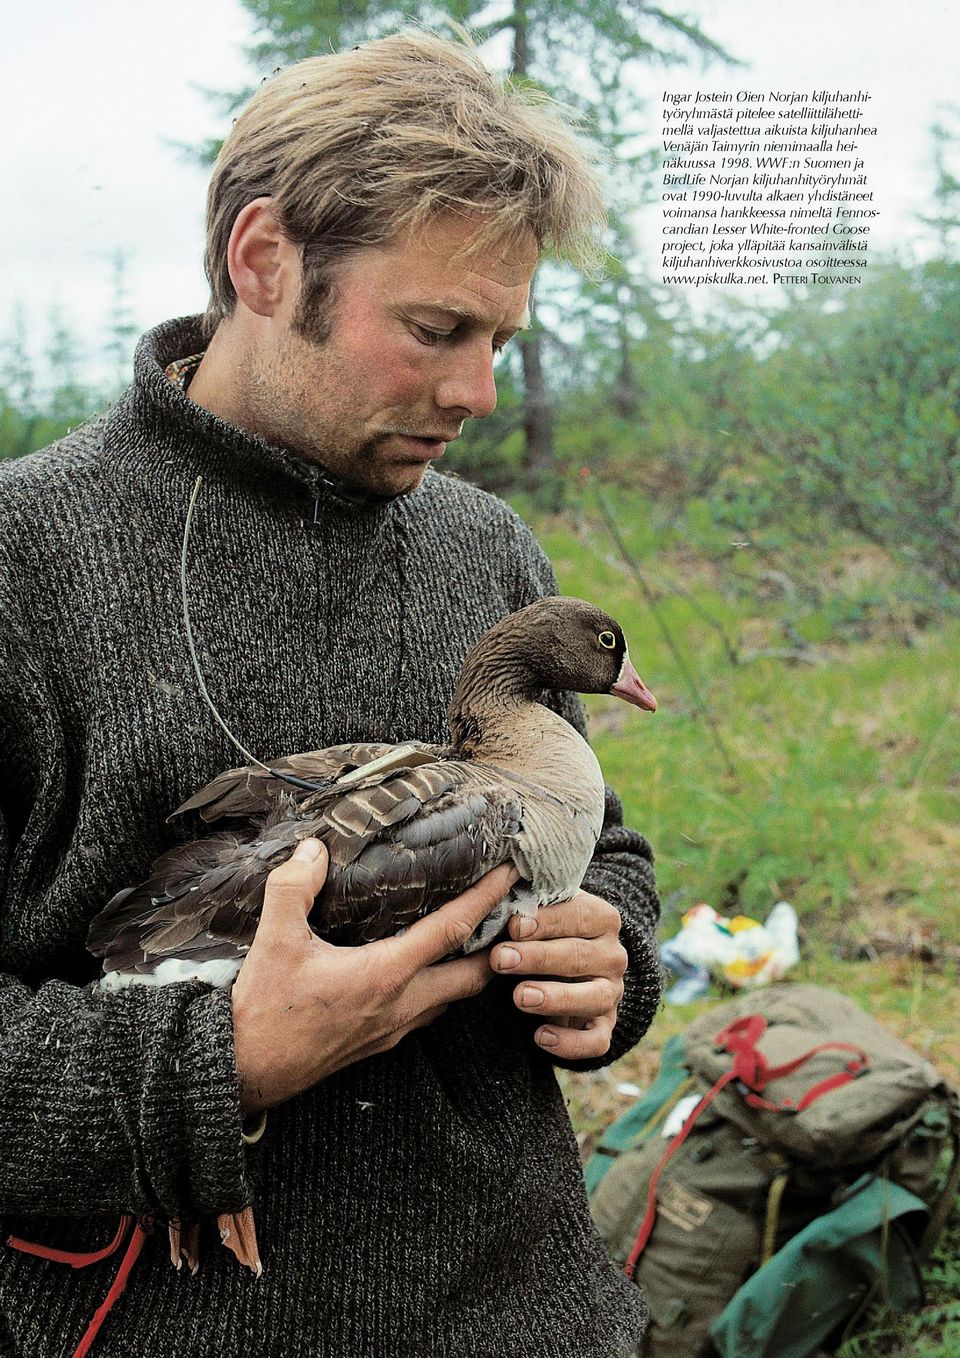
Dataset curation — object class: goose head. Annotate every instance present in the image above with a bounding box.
[448,596,656,746]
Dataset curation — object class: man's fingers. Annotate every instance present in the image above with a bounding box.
[395,864,519,969]
[491,935,628,981]
[509,891,621,943]
[255,838,329,947]
[533,1010,618,1060]
[511,976,623,1019]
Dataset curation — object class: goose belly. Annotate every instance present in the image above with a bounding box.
[459,726,606,952]
[100,955,246,991]
[514,794,604,901]
[457,797,602,955]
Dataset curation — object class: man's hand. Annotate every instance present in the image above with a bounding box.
[232,839,516,1112]
[490,891,628,1060]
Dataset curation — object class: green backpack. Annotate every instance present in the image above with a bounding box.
[587,985,960,1358]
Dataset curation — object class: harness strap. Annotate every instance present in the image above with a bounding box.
[6,1215,152,1358]
[6,1216,133,1269]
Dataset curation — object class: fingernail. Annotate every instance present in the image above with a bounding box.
[294,838,322,861]
[516,916,537,939]
[496,946,522,970]
[537,1029,558,1048]
[520,986,545,1008]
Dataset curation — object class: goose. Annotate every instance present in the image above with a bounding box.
[86,595,656,1273]
[88,596,656,985]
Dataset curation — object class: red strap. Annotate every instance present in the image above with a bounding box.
[743,1058,868,1113]
[6,1215,152,1358]
[6,1216,133,1269]
[71,1220,151,1358]
[794,1066,864,1110]
[624,1015,871,1279]
[623,1068,739,1279]
[714,1018,869,1107]
[761,1040,869,1087]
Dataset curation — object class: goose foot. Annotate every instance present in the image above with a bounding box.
[168,1219,201,1273]
[217,1207,262,1276]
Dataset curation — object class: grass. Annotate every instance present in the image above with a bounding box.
[529,489,960,1356]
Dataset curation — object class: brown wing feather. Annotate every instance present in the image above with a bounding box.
[88,761,523,976]
[172,742,441,825]
[322,787,521,943]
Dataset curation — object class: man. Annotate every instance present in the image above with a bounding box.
[0,30,661,1358]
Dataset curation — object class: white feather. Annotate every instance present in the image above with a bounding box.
[100,956,244,991]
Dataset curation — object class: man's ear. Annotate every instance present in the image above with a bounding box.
[227,198,300,318]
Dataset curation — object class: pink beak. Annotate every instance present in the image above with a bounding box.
[610,660,657,712]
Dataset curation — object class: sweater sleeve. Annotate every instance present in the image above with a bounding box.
[0,601,253,1224]
[504,511,663,1069]
[0,957,252,1222]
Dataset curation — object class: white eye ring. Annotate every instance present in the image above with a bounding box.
[598,631,617,650]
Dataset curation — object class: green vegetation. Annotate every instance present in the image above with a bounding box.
[541,496,959,947]
[544,489,960,1356]
[3,25,956,1342]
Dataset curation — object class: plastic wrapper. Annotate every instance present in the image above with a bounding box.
[660,902,800,1003]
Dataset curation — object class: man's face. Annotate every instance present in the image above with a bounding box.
[247,212,537,498]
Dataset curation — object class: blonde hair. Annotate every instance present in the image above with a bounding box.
[203,29,605,337]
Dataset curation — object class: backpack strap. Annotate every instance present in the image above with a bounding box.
[715,1015,869,1113]
[760,1167,791,1266]
[623,1013,870,1280]
[920,1129,960,1259]
[623,1062,743,1278]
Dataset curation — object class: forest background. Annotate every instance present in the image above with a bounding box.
[4,1,960,1352]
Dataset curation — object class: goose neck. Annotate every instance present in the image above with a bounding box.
[447,642,543,755]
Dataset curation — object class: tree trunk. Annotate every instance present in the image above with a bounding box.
[511,0,528,75]
[613,312,639,420]
[509,5,557,505]
[519,305,557,505]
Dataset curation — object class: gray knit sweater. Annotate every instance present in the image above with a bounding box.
[0,316,660,1358]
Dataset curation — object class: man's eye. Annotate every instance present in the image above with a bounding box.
[412,325,449,345]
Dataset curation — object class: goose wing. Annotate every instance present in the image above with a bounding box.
[172,741,443,824]
[315,761,524,943]
[88,758,524,978]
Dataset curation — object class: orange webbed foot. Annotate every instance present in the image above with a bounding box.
[168,1220,201,1273]
[217,1207,262,1276]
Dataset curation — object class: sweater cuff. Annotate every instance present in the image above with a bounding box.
[128,983,253,1218]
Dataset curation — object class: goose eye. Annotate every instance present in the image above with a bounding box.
[598,631,617,650]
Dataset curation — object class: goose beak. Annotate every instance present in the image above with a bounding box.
[610,660,657,712]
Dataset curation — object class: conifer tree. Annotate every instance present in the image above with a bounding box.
[104,251,139,395]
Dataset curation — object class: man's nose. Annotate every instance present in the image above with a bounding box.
[435,348,498,420]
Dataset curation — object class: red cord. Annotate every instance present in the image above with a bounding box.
[71,1220,151,1358]
[6,1215,152,1358]
[6,1216,133,1268]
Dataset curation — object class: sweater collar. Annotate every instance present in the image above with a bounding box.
[110,314,424,517]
